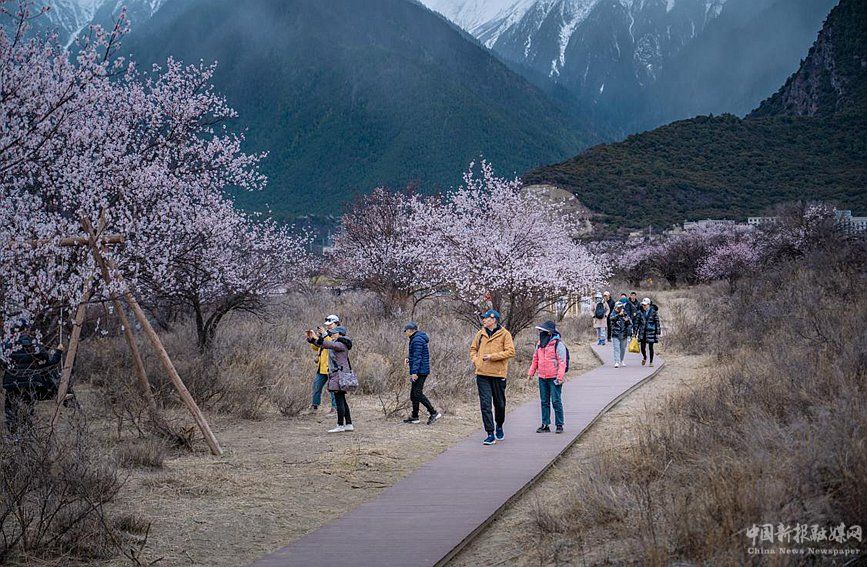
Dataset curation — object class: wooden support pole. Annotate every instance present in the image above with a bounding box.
[109,298,173,435]
[87,214,167,431]
[58,234,124,247]
[8,234,125,249]
[80,215,223,456]
[51,277,93,428]
[121,286,223,455]
[83,228,171,436]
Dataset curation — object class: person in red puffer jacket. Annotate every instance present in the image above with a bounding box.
[527,320,567,434]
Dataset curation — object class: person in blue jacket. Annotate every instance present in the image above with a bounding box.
[403,322,441,425]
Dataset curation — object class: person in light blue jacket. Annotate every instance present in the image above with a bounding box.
[403,322,441,425]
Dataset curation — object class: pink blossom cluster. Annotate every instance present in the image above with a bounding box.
[620,224,760,289]
[697,237,762,289]
[0,4,311,345]
[327,188,445,313]
[330,161,608,332]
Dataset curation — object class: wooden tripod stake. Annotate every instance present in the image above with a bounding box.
[81,216,171,437]
[48,213,223,455]
[51,276,93,427]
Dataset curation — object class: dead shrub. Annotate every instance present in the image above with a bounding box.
[524,237,867,564]
[0,417,128,562]
[116,438,169,469]
[217,357,277,420]
[660,301,703,355]
[112,513,150,536]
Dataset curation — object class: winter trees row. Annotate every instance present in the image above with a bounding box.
[329,162,608,335]
[0,3,312,350]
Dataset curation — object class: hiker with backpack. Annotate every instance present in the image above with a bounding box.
[603,291,615,341]
[527,320,568,434]
[469,309,515,446]
[636,298,661,367]
[592,292,610,345]
[402,322,441,425]
[620,292,639,322]
[305,326,357,433]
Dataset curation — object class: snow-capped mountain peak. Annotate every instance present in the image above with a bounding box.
[38,0,167,47]
[40,0,101,47]
[421,0,730,95]
[423,0,541,40]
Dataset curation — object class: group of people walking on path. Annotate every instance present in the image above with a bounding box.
[303,297,660,445]
[1,295,660,440]
[592,291,660,368]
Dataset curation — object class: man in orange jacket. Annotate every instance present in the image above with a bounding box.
[469,309,515,445]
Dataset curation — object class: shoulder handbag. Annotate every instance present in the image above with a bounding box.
[337,357,359,393]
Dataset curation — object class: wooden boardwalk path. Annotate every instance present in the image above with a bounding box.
[252,343,664,567]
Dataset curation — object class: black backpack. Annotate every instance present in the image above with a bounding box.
[593,301,606,319]
[551,339,570,373]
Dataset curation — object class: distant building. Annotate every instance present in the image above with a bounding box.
[835,210,867,233]
[683,219,737,231]
[747,216,779,226]
[747,210,866,232]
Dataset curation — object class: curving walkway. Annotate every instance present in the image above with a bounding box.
[251,343,664,567]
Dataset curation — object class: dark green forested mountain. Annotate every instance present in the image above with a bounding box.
[525,0,866,230]
[122,0,593,218]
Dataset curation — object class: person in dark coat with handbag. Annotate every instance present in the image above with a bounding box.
[609,302,633,368]
[402,322,441,425]
[637,298,661,367]
[306,326,355,433]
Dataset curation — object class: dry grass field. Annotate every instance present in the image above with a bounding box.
[3,291,601,566]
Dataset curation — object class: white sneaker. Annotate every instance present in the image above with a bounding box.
[344,424,355,431]
[328,425,346,433]
[614,363,619,368]
[621,361,627,367]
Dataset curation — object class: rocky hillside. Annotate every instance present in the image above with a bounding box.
[751,0,866,117]
[423,0,837,134]
[525,0,866,230]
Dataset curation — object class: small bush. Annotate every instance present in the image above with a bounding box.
[271,376,310,417]
[112,513,151,536]
[661,295,710,355]
[116,438,169,469]
[0,417,127,562]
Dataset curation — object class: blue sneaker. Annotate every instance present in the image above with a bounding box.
[495,427,504,441]
[483,434,496,445]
